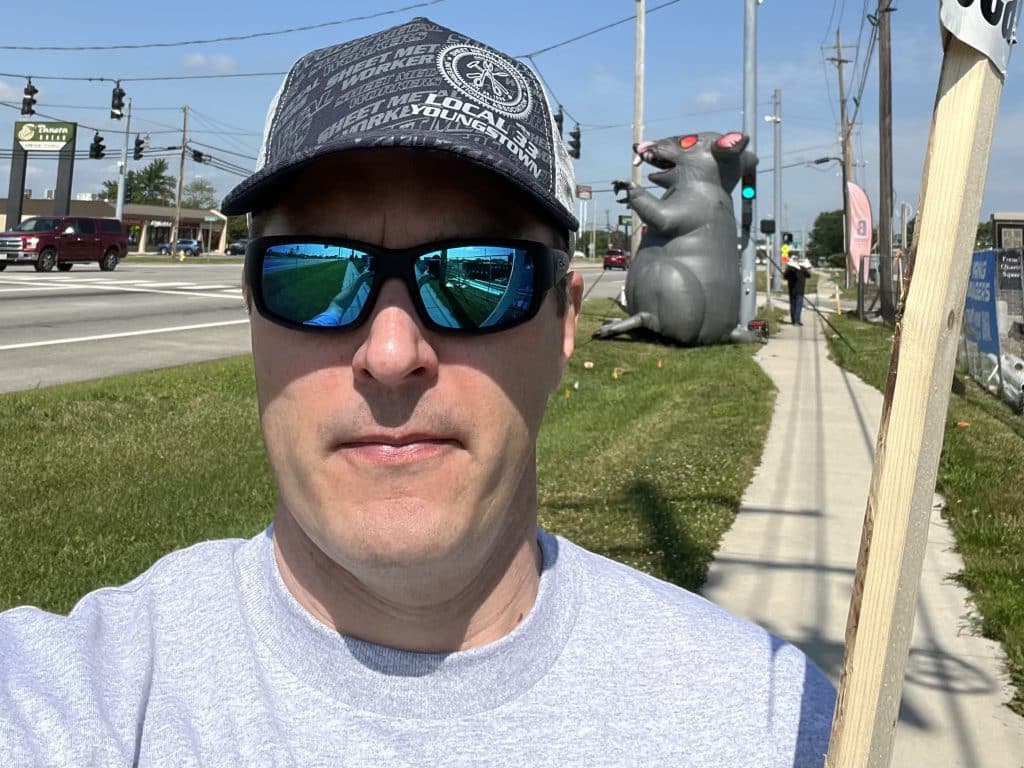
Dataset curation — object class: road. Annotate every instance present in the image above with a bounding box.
[0,262,626,394]
[0,262,250,394]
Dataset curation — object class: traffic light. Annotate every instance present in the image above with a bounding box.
[567,124,581,159]
[741,171,756,201]
[554,106,564,138]
[782,231,794,245]
[110,82,126,119]
[21,79,38,116]
[133,134,146,161]
[88,132,106,159]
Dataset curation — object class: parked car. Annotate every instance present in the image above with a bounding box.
[603,248,629,271]
[157,238,204,257]
[0,216,127,272]
[225,239,249,255]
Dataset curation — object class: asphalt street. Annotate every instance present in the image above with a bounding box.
[0,261,250,393]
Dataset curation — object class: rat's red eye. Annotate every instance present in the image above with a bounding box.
[679,135,698,149]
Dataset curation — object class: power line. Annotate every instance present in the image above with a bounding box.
[820,0,843,46]
[0,1,446,51]
[517,0,681,58]
[188,140,257,163]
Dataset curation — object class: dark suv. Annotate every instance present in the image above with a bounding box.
[0,216,127,272]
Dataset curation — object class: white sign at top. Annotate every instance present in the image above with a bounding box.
[940,0,1022,74]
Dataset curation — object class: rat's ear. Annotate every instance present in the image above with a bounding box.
[711,132,749,158]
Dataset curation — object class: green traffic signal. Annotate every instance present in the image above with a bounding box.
[741,172,756,200]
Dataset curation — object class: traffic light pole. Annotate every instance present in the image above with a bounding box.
[771,89,783,293]
[115,99,132,221]
[630,0,645,260]
[737,0,758,334]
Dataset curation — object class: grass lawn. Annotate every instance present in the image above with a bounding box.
[824,313,1024,716]
[126,254,244,265]
[0,298,777,615]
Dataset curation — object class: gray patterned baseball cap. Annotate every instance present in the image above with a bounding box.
[222,17,578,232]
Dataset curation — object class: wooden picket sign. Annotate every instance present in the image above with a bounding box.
[824,29,1011,768]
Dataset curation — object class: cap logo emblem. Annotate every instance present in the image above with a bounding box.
[438,43,532,120]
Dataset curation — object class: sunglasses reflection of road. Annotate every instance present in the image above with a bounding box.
[262,256,523,329]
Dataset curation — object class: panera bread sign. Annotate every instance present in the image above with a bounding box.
[15,121,76,151]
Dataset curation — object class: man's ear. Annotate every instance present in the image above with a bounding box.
[561,271,584,363]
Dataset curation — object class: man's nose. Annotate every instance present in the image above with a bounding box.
[352,279,439,386]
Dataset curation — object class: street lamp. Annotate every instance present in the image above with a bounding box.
[764,94,782,292]
[813,156,849,281]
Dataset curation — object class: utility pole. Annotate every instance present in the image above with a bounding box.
[828,30,855,286]
[769,89,783,293]
[877,0,896,323]
[169,105,189,261]
[631,0,646,260]
[115,98,132,221]
[738,0,758,333]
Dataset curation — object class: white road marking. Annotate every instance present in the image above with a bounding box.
[0,319,251,351]
[0,278,240,300]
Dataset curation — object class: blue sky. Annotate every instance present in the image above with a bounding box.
[1,0,1021,240]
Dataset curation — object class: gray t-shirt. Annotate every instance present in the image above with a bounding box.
[0,527,835,767]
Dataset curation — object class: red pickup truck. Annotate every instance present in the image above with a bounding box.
[0,215,128,272]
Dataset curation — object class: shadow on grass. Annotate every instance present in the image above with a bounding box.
[621,479,708,591]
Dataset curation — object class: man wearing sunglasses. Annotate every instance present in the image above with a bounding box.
[0,17,835,766]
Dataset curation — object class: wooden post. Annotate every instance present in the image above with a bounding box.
[825,32,1010,768]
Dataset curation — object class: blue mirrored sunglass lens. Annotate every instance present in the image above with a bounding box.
[414,246,535,329]
[262,244,373,327]
[259,242,540,330]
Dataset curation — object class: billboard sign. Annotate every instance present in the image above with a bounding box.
[15,121,76,151]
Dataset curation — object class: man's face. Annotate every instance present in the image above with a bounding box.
[250,149,581,601]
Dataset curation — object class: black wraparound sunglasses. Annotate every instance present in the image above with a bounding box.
[244,236,570,335]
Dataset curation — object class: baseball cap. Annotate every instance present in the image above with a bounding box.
[221,17,579,233]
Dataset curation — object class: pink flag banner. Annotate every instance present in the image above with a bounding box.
[846,181,873,280]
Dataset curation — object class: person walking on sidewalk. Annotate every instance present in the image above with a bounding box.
[784,257,812,325]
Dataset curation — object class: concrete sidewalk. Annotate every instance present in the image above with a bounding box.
[702,290,1024,766]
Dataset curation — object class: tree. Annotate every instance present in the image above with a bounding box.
[98,159,176,206]
[975,220,993,249]
[181,177,218,209]
[807,210,845,267]
[226,216,249,241]
[576,228,614,257]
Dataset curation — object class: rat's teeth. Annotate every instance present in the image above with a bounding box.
[632,155,643,167]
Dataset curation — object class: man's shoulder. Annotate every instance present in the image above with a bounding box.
[1,533,259,637]
[551,532,835,699]
[558,534,765,639]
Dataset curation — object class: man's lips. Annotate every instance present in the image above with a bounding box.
[333,435,460,464]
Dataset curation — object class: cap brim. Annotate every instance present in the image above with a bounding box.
[221,131,579,232]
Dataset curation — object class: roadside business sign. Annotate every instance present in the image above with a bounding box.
[575,184,592,200]
[15,121,76,152]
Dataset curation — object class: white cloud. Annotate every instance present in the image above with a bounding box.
[183,53,237,74]
[0,79,19,102]
[695,91,721,108]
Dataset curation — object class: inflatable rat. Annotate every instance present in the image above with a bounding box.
[595,131,757,345]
